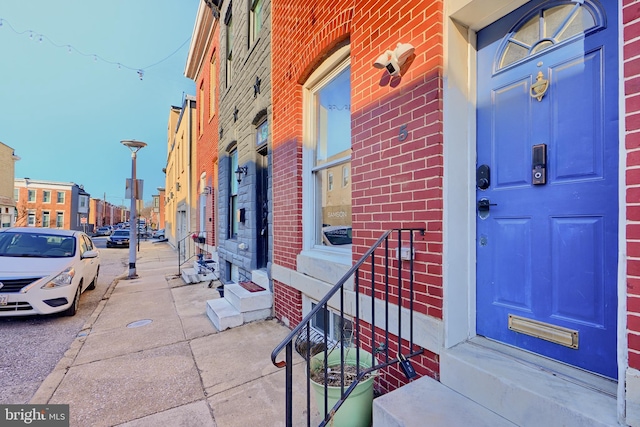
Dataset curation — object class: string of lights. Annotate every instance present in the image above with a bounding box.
[0,17,191,80]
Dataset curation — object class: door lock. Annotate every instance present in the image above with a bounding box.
[477,198,497,212]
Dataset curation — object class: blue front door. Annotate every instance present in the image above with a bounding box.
[476,0,618,379]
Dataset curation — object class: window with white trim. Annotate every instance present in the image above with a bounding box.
[304,50,352,249]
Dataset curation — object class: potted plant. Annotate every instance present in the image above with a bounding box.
[309,347,376,427]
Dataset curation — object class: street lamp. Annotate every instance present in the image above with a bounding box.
[121,139,147,278]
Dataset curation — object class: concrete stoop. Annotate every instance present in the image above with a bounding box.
[206,283,272,331]
[373,377,516,427]
[374,340,619,427]
[181,260,217,284]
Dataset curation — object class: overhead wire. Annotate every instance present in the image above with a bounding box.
[0,17,191,80]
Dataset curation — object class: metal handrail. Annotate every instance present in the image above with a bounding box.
[271,228,425,427]
[177,230,207,275]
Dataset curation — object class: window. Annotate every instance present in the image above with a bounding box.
[42,211,50,228]
[498,2,602,70]
[229,150,239,238]
[210,56,216,118]
[27,210,35,226]
[56,212,64,228]
[43,190,51,203]
[28,190,36,202]
[311,302,354,346]
[304,52,352,248]
[199,83,205,134]
[342,165,349,187]
[14,188,19,202]
[256,120,268,147]
[57,192,65,204]
[249,0,264,46]
[225,13,233,88]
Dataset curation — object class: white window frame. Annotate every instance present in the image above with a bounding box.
[249,0,264,46]
[28,190,36,202]
[301,45,351,258]
[27,210,36,226]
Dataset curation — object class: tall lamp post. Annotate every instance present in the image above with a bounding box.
[121,139,147,278]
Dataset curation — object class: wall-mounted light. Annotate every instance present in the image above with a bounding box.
[235,165,248,183]
[373,42,415,76]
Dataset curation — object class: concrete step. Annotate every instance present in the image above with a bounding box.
[181,267,199,284]
[440,340,618,427]
[373,376,516,427]
[225,283,272,313]
[206,298,243,331]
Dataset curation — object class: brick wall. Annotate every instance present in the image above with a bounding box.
[196,22,220,250]
[271,0,444,387]
[625,0,640,370]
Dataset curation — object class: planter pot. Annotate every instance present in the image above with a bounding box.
[310,349,375,427]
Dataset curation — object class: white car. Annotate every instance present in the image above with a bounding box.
[0,227,100,316]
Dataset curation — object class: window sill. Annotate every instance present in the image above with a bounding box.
[297,247,352,286]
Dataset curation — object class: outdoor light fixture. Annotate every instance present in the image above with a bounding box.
[373,42,415,77]
[235,165,248,183]
[121,139,147,279]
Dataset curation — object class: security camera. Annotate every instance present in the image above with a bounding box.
[372,43,415,77]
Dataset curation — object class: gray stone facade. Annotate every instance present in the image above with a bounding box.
[217,0,272,286]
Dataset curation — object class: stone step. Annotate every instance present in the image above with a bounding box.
[181,267,199,284]
[373,376,516,427]
[206,298,243,331]
[225,283,272,313]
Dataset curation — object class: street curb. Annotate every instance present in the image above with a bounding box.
[29,272,126,404]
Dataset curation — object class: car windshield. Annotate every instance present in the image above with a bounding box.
[113,230,129,237]
[0,232,75,258]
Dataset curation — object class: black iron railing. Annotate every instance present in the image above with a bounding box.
[177,231,207,275]
[271,228,425,427]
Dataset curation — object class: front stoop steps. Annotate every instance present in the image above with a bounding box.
[206,283,272,331]
[373,340,618,427]
[181,260,217,284]
[373,377,516,427]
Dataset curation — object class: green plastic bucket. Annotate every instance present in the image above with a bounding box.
[310,349,375,427]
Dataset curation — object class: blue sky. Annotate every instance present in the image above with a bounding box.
[0,0,199,206]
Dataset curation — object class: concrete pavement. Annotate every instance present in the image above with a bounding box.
[30,240,310,427]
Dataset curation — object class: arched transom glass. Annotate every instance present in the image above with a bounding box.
[498,2,604,70]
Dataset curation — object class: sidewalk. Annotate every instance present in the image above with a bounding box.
[30,240,308,427]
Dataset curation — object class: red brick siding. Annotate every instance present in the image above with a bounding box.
[196,24,220,249]
[273,280,303,327]
[625,0,640,370]
[272,0,444,390]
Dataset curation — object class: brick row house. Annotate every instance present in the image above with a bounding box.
[14,178,91,232]
[88,198,128,231]
[0,142,20,228]
[182,0,640,425]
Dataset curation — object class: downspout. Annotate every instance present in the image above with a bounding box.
[187,96,193,235]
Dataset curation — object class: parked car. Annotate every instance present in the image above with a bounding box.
[106,229,130,248]
[152,229,165,239]
[0,227,100,316]
[95,226,112,236]
[322,225,352,246]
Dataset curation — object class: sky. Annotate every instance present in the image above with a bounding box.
[0,0,199,206]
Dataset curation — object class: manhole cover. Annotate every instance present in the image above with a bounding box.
[126,319,153,328]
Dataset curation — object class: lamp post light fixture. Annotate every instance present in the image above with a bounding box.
[235,165,248,183]
[121,139,147,278]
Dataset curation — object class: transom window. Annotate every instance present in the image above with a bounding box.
[498,1,603,70]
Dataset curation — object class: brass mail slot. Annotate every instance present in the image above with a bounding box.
[508,314,578,349]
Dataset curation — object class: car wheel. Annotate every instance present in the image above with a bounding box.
[62,284,81,316]
[87,267,99,290]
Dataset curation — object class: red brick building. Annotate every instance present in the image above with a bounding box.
[14,178,90,231]
[185,1,221,258]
